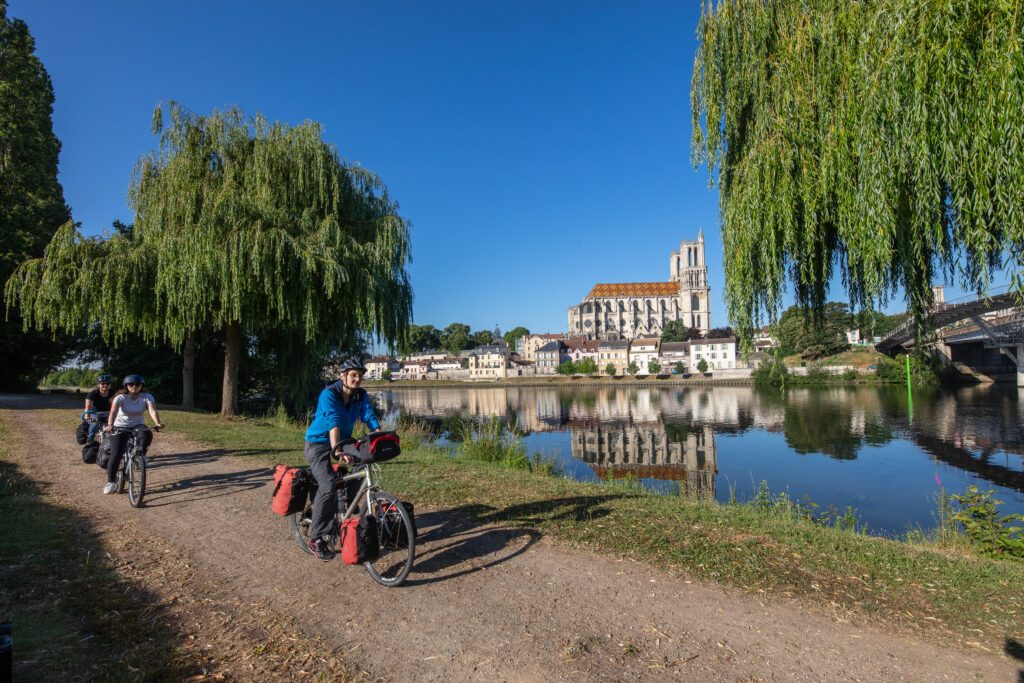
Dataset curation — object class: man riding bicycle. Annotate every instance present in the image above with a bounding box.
[303,358,381,561]
[103,374,163,495]
[82,373,114,442]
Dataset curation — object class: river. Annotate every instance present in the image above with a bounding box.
[373,383,1024,536]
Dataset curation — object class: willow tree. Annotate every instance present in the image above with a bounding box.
[691,0,1023,347]
[9,102,413,414]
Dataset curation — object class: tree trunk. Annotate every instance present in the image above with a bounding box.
[181,330,197,409]
[221,321,241,416]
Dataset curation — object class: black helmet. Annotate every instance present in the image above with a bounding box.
[97,374,113,384]
[338,358,367,374]
[123,374,144,387]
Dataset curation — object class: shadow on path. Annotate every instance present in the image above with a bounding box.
[144,448,275,507]
[402,496,616,587]
[1004,638,1024,683]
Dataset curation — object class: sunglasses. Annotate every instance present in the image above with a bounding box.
[126,382,141,387]
[98,382,111,386]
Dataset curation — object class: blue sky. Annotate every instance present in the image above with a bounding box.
[10,1,997,336]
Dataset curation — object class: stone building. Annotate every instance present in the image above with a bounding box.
[567,232,711,340]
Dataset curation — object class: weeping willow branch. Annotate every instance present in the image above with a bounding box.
[691,0,1024,348]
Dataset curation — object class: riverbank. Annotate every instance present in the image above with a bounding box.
[153,406,1023,653]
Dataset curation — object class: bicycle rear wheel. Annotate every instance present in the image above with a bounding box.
[363,491,415,587]
[290,502,316,556]
[128,453,146,507]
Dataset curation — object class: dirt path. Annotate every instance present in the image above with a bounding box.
[3,395,1020,681]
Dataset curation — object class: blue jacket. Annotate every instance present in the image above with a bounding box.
[304,382,380,444]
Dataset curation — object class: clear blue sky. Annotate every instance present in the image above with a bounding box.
[10,1,994,336]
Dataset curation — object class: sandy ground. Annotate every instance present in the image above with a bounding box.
[3,394,1021,682]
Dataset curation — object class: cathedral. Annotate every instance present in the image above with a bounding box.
[567,233,711,340]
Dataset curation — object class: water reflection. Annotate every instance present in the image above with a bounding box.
[377,384,1024,533]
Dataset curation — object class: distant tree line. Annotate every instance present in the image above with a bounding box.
[401,323,530,357]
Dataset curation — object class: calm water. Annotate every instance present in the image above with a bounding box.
[373,384,1024,536]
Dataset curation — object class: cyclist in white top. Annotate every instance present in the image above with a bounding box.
[102,374,163,494]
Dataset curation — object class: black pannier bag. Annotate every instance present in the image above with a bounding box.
[75,420,89,445]
[95,433,112,469]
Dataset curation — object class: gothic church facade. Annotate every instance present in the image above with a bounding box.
[567,233,711,340]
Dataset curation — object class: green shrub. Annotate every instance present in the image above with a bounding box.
[950,486,1024,559]
[752,357,788,387]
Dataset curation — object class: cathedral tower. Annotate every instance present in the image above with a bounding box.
[669,230,710,332]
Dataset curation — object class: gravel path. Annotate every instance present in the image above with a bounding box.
[3,394,1020,681]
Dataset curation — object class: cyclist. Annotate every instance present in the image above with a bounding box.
[82,373,114,443]
[303,358,381,561]
[102,374,163,494]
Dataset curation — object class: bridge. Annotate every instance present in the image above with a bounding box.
[875,288,1023,386]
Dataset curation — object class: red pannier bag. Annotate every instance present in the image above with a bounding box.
[271,464,309,516]
[340,514,379,564]
[364,431,401,463]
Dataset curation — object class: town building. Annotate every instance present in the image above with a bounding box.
[567,233,711,340]
[519,333,567,362]
[689,337,737,370]
[535,341,567,374]
[564,338,600,368]
[629,337,660,374]
[466,344,510,380]
[396,361,430,381]
[597,340,629,375]
[366,356,400,380]
[659,342,690,372]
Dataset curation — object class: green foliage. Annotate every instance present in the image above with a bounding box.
[674,361,685,374]
[40,367,100,388]
[7,102,412,412]
[380,369,392,381]
[627,361,639,376]
[648,359,662,375]
[605,362,616,377]
[576,356,598,375]
[705,327,735,339]
[752,357,788,387]
[875,353,939,385]
[696,358,708,374]
[772,303,851,359]
[503,326,530,350]
[440,322,470,356]
[457,418,530,471]
[950,486,1024,559]
[401,324,441,355]
[692,0,1024,349]
[556,360,576,376]
[0,3,72,389]
[661,320,701,342]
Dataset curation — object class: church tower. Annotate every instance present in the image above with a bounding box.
[669,230,710,333]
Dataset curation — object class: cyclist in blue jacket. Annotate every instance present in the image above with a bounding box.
[304,357,381,561]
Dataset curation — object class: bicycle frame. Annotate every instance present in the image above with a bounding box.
[336,464,379,521]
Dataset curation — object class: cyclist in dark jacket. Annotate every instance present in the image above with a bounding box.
[303,358,381,560]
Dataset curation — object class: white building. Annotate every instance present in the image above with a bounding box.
[366,356,400,380]
[659,342,690,373]
[396,361,430,380]
[629,337,661,374]
[689,337,737,371]
[467,344,510,380]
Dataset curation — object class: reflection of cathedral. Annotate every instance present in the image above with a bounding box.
[570,422,717,496]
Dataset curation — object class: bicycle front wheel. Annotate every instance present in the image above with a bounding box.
[128,453,146,507]
[363,491,415,587]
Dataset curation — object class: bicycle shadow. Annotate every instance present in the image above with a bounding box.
[1005,638,1024,683]
[148,447,292,471]
[143,465,272,507]
[402,496,616,587]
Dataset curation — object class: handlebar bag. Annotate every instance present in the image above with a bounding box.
[75,420,89,445]
[365,432,401,463]
[340,514,379,565]
[271,465,310,516]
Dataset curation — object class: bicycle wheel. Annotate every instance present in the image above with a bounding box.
[290,501,316,555]
[363,491,415,587]
[128,453,146,508]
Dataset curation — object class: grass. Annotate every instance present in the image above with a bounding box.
[26,406,1023,653]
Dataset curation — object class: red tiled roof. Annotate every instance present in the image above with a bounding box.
[586,282,679,299]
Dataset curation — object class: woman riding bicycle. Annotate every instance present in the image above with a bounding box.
[103,374,163,495]
[82,373,114,443]
[303,358,380,561]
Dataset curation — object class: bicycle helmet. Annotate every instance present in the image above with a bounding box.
[338,358,367,374]
[123,374,144,386]
[97,374,113,384]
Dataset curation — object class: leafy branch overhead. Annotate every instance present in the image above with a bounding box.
[691,0,1024,347]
